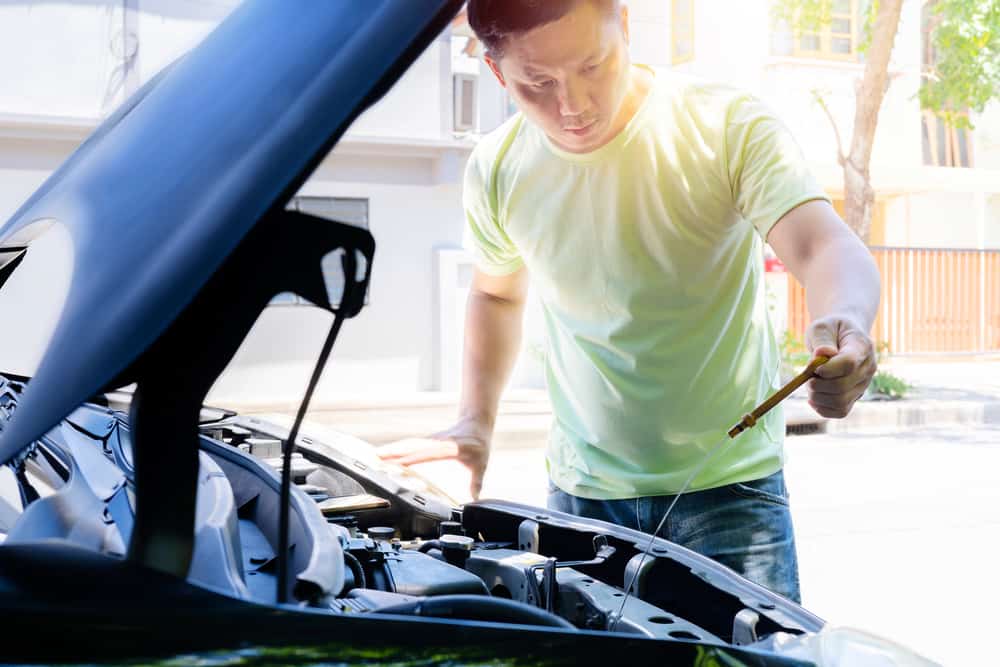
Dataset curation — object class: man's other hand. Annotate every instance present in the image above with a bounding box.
[377,418,492,500]
[805,315,877,418]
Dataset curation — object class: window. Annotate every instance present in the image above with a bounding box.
[922,111,973,168]
[453,73,478,132]
[271,197,370,306]
[671,0,695,65]
[790,0,859,61]
[920,3,973,168]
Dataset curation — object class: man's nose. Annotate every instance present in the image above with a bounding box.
[557,78,588,117]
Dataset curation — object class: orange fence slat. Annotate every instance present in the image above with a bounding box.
[988,252,1000,350]
[783,246,1000,355]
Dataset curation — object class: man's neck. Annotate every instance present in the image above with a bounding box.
[613,64,654,135]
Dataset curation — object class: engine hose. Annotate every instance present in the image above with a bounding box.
[343,552,366,590]
[417,540,443,553]
[374,594,577,630]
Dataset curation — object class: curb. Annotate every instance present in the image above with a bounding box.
[246,393,1000,442]
[784,397,1000,435]
[827,399,1000,433]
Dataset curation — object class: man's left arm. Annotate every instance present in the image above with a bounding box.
[766,200,881,418]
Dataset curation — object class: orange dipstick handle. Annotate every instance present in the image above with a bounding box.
[728,355,830,439]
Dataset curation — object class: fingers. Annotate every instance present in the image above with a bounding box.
[378,426,492,504]
[470,469,484,501]
[803,317,877,419]
[808,376,871,418]
[808,355,875,418]
[810,352,876,394]
[805,317,840,359]
[377,438,459,465]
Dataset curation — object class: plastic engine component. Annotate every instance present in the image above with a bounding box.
[383,548,489,597]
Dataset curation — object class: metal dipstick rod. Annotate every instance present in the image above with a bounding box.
[728,355,830,439]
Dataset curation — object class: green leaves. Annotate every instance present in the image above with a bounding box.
[773,0,1000,129]
[920,0,1000,129]
[870,370,911,399]
[780,331,813,383]
[771,0,836,32]
[771,0,881,53]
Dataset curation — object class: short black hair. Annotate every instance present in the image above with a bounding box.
[467,0,620,58]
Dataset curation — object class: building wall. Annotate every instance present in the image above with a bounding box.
[207,153,467,405]
[988,195,1000,248]
[898,192,981,249]
[4,1,1000,401]
[200,23,466,401]
[0,1,119,118]
[668,0,1000,252]
[0,1,474,403]
[0,138,68,223]
[974,101,1000,170]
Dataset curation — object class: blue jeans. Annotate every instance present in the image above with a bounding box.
[547,470,801,602]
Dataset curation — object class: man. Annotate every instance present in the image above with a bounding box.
[379,0,880,602]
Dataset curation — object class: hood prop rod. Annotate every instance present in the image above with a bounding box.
[275,298,349,604]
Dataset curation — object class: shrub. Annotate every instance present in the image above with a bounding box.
[869,341,911,400]
[779,331,812,382]
[869,370,911,400]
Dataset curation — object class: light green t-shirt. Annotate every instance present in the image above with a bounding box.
[464,69,828,500]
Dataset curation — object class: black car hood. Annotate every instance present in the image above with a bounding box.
[0,0,462,464]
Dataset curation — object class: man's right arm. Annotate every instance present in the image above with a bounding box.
[377,266,529,499]
[456,266,530,437]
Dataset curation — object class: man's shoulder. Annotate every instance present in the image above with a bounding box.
[468,113,527,172]
[463,114,528,215]
[650,69,757,123]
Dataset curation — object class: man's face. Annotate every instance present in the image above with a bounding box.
[486,2,632,154]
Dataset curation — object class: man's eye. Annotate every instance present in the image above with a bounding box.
[533,80,555,89]
[585,63,600,73]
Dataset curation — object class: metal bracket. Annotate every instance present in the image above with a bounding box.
[733,608,761,646]
[517,519,539,553]
[624,551,657,597]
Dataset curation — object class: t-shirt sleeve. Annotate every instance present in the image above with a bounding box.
[463,147,524,276]
[725,95,830,239]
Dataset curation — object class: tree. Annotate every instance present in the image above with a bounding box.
[771,0,1000,244]
[919,0,1000,130]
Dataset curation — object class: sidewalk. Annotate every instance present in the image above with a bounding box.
[822,356,1000,434]
[247,358,1000,448]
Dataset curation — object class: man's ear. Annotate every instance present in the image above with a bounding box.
[484,54,507,88]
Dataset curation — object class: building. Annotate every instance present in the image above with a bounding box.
[2,2,997,407]
[0,1,481,404]
[634,0,1000,354]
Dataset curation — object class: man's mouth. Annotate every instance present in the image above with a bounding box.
[564,119,597,136]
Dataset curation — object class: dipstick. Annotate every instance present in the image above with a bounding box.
[728,356,829,439]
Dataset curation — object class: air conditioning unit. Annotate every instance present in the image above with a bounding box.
[453,73,478,133]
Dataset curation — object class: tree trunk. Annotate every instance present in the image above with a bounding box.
[843,0,905,243]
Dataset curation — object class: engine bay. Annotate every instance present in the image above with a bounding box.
[0,378,824,654]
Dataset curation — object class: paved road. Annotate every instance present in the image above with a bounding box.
[272,360,1000,664]
[472,424,999,666]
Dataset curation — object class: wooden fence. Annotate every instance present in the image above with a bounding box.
[787,247,1000,354]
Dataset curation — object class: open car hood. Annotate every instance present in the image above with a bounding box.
[0,0,463,465]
